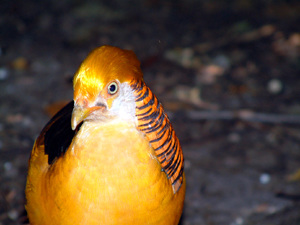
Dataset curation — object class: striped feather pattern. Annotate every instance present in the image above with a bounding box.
[130,80,184,194]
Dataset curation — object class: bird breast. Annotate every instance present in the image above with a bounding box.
[38,120,180,224]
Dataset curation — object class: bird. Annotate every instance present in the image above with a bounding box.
[25,45,185,225]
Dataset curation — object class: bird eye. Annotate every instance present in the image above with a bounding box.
[107,82,118,95]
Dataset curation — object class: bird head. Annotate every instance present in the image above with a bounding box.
[71,46,143,130]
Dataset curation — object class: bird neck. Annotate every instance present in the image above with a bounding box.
[130,80,184,194]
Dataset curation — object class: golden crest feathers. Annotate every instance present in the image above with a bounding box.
[73,46,143,102]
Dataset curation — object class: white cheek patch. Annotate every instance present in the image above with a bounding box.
[110,82,136,123]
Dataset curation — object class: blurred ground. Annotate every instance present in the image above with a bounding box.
[0,0,300,224]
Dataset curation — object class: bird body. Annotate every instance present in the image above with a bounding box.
[26,46,185,225]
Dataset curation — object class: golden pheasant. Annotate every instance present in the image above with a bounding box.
[25,46,185,225]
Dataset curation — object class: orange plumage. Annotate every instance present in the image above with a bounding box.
[25,46,185,225]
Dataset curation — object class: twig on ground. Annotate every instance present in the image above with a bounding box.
[173,109,300,125]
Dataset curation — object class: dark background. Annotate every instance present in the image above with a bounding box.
[0,0,300,224]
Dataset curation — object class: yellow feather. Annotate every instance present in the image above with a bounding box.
[73,46,143,103]
[26,120,185,225]
[26,46,185,225]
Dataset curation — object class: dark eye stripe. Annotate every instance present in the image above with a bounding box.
[130,79,184,194]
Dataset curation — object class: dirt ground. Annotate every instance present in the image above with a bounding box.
[0,0,300,224]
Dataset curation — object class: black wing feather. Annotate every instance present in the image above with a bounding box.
[40,101,80,164]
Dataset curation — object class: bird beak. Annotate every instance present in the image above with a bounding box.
[71,103,105,130]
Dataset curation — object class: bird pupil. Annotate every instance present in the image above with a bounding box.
[109,84,116,93]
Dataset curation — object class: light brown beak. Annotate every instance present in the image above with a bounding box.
[71,104,104,130]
